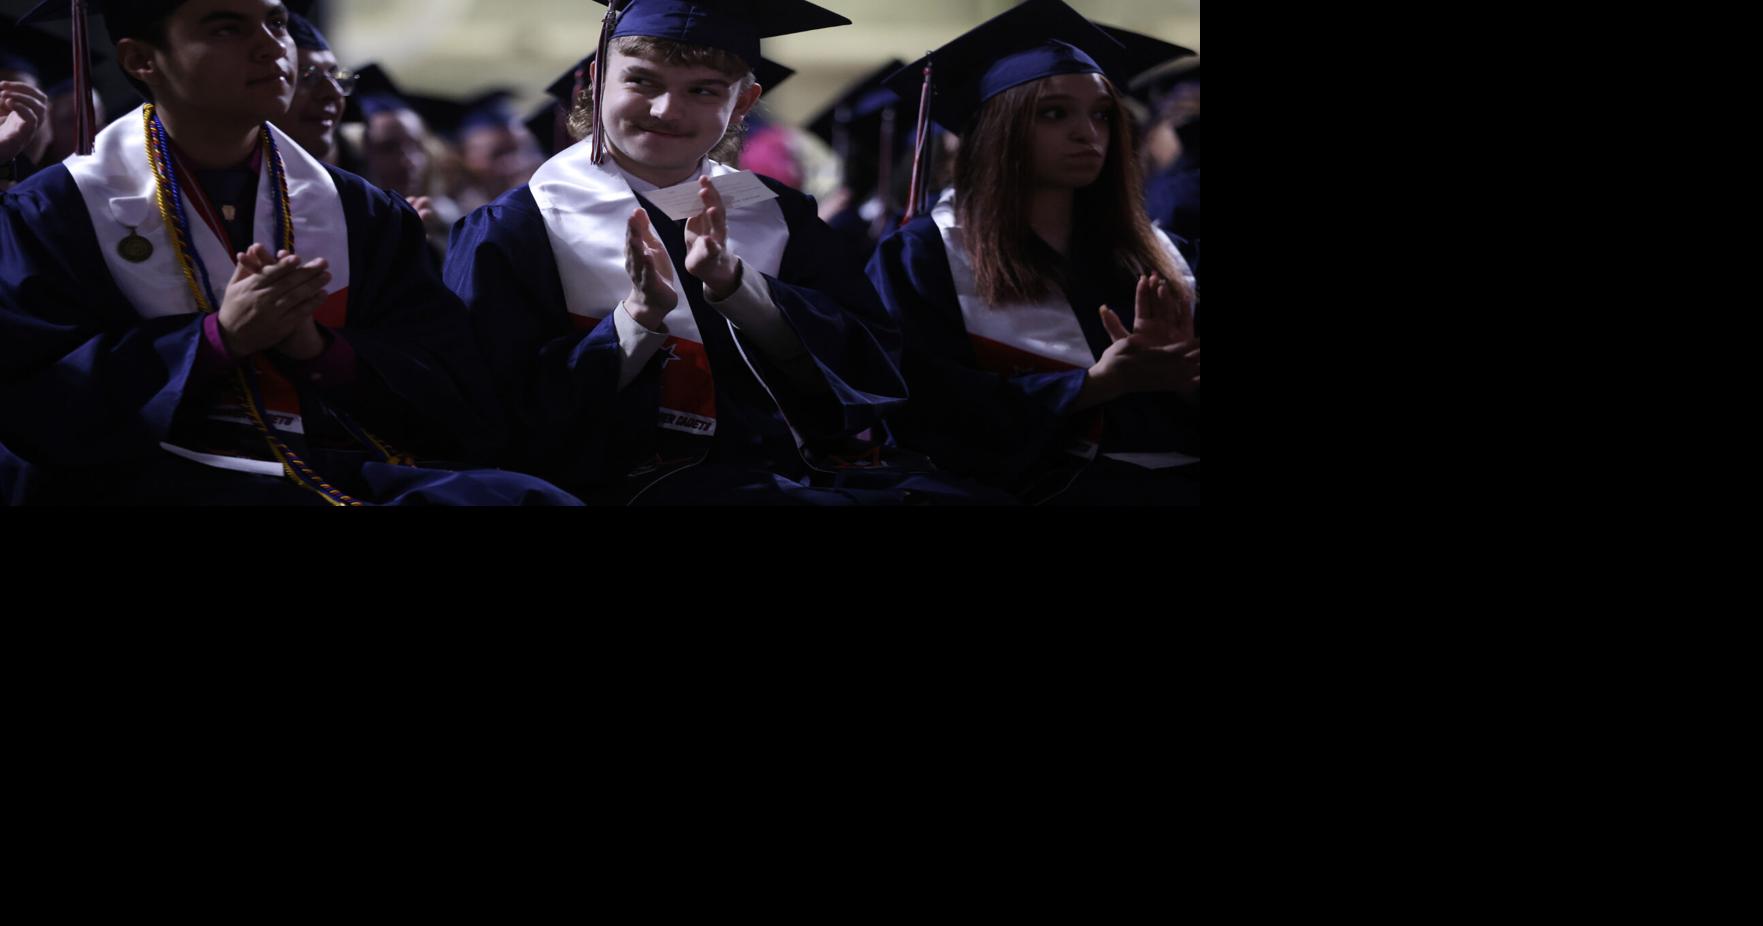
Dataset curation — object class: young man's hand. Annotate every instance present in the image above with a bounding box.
[216,244,331,358]
[624,207,679,331]
[684,177,743,300]
[0,81,50,165]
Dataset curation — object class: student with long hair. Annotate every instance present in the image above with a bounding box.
[868,0,1201,505]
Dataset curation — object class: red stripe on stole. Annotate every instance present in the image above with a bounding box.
[251,355,303,418]
[316,287,348,328]
[566,314,717,423]
[658,337,716,421]
[969,334,1082,377]
[569,313,608,334]
[968,336,1102,443]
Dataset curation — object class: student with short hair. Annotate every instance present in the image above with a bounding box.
[0,0,578,505]
[447,0,973,505]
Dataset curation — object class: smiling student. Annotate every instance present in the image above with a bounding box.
[0,0,578,505]
[867,0,1203,506]
[445,0,963,506]
[269,7,352,169]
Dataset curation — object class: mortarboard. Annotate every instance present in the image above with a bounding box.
[11,0,175,155]
[882,0,1126,137]
[803,59,909,199]
[883,0,1127,221]
[588,0,845,70]
[1128,56,1199,111]
[2,13,81,87]
[287,13,330,53]
[341,62,409,124]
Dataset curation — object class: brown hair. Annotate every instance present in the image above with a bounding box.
[954,76,1192,310]
[565,35,756,164]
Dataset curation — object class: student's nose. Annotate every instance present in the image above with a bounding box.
[650,92,682,122]
[253,25,290,62]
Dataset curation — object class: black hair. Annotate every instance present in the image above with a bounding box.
[106,1,194,102]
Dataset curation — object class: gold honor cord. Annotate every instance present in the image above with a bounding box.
[144,104,375,505]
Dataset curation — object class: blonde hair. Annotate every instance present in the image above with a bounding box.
[565,35,757,164]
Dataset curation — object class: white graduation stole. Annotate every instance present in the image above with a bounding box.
[528,142,789,438]
[64,105,353,471]
[931,198,1196,464]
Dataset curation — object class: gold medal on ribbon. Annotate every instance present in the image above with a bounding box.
[118,228,153,263]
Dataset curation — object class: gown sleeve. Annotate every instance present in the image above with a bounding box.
[443,186,652,484]
[0,169,207,467]
[866,216,1093,484]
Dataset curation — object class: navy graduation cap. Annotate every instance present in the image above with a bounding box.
[2,12,80,87]
[12,0,171,155]
[1093,26,1194,128]
[882,0,1127,137]
[1129,56,1200,110]
[584,0,844,162]
[288,15,330,53]
[281,0,329,50]
[882,0,1137,221]
[17,0,186,40]
[341,62,409,123]
[453,90,521,139]
[588,0,847,70]
[805,58,904,154]
[804,58,908,200]
[1097,25,1194,89]
[541,47,794,109]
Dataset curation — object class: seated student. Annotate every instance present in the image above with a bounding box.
[0,0,578,506]
[803,59,908,266]
[867,0,1202,506]
[1,14,58,189]
[1130,57,1200,275]
[452,92,546,215]
[340,63,467,253]
[271,9,363,175]
[446,0,978,506]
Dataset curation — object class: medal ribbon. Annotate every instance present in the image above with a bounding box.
[142,105,405,505]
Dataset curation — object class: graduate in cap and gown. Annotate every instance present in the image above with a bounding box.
[1131,57,1200,277]
[338,61,469,256]
[0,0,579,505]
[866,0,1203,506]
[803,59,908,266]
[448,90,546,214]
[1,13,62,187]
[446,0,991,505]
[270,2,367,177]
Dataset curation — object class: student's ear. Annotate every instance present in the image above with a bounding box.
[731,81,763,123]
[116,38,158,88]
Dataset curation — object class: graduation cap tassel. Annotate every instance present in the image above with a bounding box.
[70,0,95,156]
[589,0,625,165]
[877,105,896,211]
[900,57,934,226]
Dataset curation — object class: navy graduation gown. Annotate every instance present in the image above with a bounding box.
[867,216,1201,505]
[0,162,578,506]
[445,175,937,504]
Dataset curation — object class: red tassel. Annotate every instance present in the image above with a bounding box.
[71,0,95,156]
[900,59,934,226]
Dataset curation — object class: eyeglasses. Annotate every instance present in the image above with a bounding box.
[298,64,357,96]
